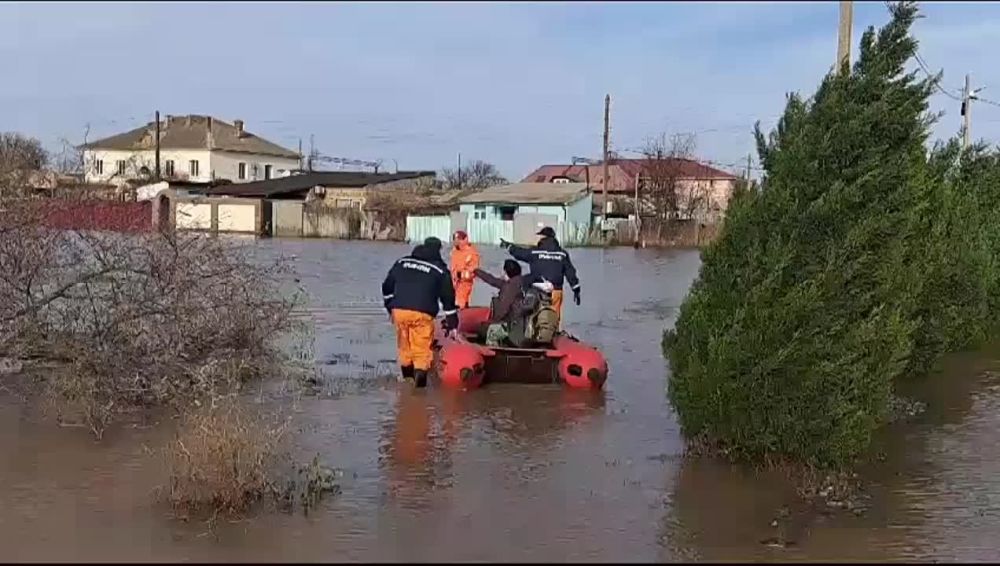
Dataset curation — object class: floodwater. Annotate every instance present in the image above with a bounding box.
[2,239,1000,561]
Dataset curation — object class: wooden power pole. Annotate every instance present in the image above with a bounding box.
[962,73,973,149]
[602,94,610,218]
[836,1,853,74]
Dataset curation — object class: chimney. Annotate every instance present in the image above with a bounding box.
[207,116,213,131]
[234,119,245,138]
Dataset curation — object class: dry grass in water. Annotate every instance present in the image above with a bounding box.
[166,396,290,516]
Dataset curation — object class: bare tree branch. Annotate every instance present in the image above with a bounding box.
[440,160,507,191]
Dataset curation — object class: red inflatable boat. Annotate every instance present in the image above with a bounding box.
[432,306,609,390]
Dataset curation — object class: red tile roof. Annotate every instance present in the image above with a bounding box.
[522,158,736,193]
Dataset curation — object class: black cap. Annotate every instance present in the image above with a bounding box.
[536,226,556,238]
[423,236,443,252]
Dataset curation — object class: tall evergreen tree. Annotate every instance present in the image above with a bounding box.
[665,2,949,466]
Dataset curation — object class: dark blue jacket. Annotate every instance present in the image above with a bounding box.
[508,236,580,292]
[382,246,458,318]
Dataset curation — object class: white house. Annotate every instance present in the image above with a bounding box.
[81,115,300,186]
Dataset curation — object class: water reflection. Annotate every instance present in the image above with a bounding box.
[660,345,1000,562]
[378,384,607,511]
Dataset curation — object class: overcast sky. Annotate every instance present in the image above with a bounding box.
[2,1,998,179]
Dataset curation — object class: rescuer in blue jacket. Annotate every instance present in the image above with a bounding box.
[382,237,459,388]
[500,226,581,326]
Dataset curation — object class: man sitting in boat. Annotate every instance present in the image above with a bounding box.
[473,260,527,347]
[474,261,560,348]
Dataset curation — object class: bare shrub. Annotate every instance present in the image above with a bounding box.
[0,206,297,437]
[166,395,290,515]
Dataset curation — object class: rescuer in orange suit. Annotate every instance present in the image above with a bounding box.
[382,237,459,388]
[449,230,480,309]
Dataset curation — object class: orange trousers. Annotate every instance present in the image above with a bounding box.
[392,309,435,371]
[551,289,564,328]
[455,281,474,309]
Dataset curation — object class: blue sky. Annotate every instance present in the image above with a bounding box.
[3,1,999,180]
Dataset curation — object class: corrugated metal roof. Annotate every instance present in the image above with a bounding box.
[458,182,589,205]
[82,115,299,159]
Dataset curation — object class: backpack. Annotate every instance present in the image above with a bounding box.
[527,306,558,345]
[523,284,557,345]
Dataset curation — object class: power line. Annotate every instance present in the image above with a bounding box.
[976,96,1000,109]
[913,51,963,101]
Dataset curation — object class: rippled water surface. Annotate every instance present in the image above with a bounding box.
[1,239,999,561]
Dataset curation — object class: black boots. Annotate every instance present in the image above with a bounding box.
[414,369,428,389]
[400,365,427,388]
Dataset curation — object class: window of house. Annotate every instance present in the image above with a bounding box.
[552,177,570,184]
[165,160,175,177]
[116,160,127,175]
[189,160,200,177]
[95,160,104,175]
[334,199,352,208]
[251,164,259,179]
[498,205,517,221]
[473,204,487,220]
[264,164,272,180]
[352,200,362,209]
[238,162,247,180]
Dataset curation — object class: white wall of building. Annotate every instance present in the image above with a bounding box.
[83,149,299,185]
[210,151,299,183]
[176,202,213,230]
[216,203,258,233]
[84,149,213,184]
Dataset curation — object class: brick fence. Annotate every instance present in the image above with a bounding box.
[30,199,164,233]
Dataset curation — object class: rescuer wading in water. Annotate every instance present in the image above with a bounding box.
[382,237,458,388]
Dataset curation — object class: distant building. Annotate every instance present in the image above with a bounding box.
[453,182,593,246]
[522,158,738,221]
[81,115,300,186]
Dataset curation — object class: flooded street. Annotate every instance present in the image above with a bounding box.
[2,239,1000,561]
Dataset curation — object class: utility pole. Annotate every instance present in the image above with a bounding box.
[962,73,972,149]
[836,1,853,75]
[298,138,303,170]
[457,152,462,191]
[308,134,315,172]
[746,153,753,186]
[154,110,161,181]
[602,94,610,219]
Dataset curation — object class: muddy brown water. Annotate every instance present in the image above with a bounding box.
[2,240,1000,561]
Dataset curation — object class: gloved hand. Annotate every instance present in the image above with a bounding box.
[499,238,512,249]
[443,312,459,332]
[573,288,581,306]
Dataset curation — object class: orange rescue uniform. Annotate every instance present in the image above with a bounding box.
[450,240,480,309]
[391,308,436,371]
[550,289,565,327]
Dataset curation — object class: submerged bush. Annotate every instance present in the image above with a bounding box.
[167,397,289,515]
[165,395,340,518]
[666,1,1000,467]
